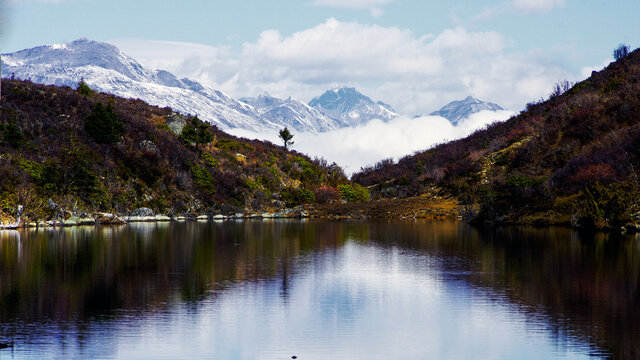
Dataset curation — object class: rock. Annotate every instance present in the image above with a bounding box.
[196,215,209,221]
[129,207,155,217]
[95,213,126,225]
[47,199,58,209]
[248,214,263,219]
[261,213,274,218]
[165,112,186,135]
[76,217,96,225]
[62,219,77,227]
[271,200,284,209]
[155,215,171,222]
[139,140,160,157]
[233,213,245,219]
[175,216,187,221]
[213,214,226,220]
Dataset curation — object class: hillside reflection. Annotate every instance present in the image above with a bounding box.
[0,221,638,358]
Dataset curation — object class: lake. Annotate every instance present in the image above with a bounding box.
[0,220,638,359]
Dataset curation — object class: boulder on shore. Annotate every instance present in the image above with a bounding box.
[129,208,155,217]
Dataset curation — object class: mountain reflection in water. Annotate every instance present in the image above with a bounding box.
[0,221,638,359]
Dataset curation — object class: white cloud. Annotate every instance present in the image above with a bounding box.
[512,0,564,14]
[580,58,612,79]
[228,110,515,175]
[311,0,396,9]
[113,18,577,116]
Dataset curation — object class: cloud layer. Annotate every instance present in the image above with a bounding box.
[115,18,577,116]
[228,110,515,175]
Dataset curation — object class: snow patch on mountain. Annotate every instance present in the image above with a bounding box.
[426,96,504,125]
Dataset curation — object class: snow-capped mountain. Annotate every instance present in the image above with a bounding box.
[1,39,401,133]
[308,87,398,126]
[1,39,276,131]
[240,92,340,133]
[428,96,503,125]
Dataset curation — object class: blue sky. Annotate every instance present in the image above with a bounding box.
[1,0,639,114]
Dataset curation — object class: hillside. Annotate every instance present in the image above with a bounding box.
[0,79,357,224]
[354,47,640,229]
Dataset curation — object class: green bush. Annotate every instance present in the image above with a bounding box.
[76,79,94,97]
[85,102,124,144]
[191,164,215,195]
[0,119,24,148]
[281,187,316,205]
[580,182,637,229]
[201,152,219,168]
[338,184,370,202]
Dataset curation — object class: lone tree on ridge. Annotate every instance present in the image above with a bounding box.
[279,127,294,150]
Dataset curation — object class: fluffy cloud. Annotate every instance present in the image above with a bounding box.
[114,18,577,116]
[512,0,564,14]
[228,110,515,175]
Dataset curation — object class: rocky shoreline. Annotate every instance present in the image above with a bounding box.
[0,196,463,230]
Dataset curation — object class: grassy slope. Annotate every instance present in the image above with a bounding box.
[354,49,640,228]
[0,79,351,222]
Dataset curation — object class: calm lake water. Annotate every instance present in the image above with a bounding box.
[0,220,638,359]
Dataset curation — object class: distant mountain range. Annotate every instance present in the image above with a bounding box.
[426,96,503,125]
[0,39,399,133]
[1,39,504,132]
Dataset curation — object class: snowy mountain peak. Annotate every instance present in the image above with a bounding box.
[309,87,397,126]
[429,96,504,125]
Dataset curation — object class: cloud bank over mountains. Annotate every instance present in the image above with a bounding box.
[229,110,515,174]
[114,18,580,117]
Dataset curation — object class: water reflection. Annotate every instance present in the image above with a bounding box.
[0,221,637,359]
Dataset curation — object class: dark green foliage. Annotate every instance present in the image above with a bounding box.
[76,78,94,97]
[580,182,638,229]
[294,156,322,183]
[85,102,124,144]
[191,164,216,195]
[0,118,24,148]
[215,138,250,152]
[279,127,294,149]
[180,116,213,153]
[281,186,316,205]
[338,184,370,202]
[41,141,98,198]
[505,175,545,188]
[614,44,630,61]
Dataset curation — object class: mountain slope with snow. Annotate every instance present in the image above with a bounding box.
[308,87,398,126]
[428,96,504,125]
[1,39,275,131]
[240,93,341,133]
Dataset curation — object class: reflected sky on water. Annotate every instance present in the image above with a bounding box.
[0,221,637,359]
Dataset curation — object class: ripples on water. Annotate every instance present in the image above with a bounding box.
[0,221,638,359]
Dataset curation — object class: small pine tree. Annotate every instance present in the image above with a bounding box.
[0,118,24,148]
[85,102,124,144]
[180,116,213,153]
[613,44,630,61]
[279,127,294,150]
[77,78,94,97]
